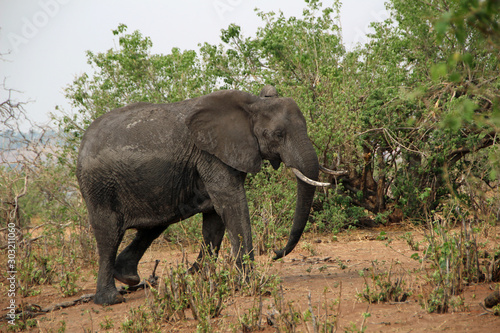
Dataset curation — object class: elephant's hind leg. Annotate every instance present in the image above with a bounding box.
[191,210,226,272]
[114,225,166,286]
[92,210,125,305]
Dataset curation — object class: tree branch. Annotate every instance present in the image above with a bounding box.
[447,131,498,165]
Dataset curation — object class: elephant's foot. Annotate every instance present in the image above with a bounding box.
[94,289,125,305]
[113,268,141,286]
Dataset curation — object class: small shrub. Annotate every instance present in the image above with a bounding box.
[242,283,342,332]
[311,187,367,234]
[58,269,81,297]
[418,210,487,313]
[400,232,421,251]
[358,261,410,303]
[17,251,54,297]
[135,249,281,331]
[99,317,114,330]
[5,317,38,332]
[121,306,160,333]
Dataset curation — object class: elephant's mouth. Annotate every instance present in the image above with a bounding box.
[270,159,281,170]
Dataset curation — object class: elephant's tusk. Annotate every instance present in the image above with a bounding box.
[319,165,348,176]
[291,168,331,187]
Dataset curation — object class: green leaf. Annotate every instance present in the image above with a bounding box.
[449,71,462,83]
[455,98,478,124]
[462,53,473,66]
[435,17,450,35]
[431,63,448,81]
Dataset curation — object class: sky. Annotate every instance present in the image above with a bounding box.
[0,0,388,130]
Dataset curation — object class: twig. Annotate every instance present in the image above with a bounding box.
[360,305,370,331]
[479,302,494,314]
[308,291,318,333]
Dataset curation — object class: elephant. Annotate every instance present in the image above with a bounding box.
[76,86,331,305]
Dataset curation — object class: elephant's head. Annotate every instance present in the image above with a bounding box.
[186,86,328,259]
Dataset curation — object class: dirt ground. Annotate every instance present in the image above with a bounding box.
[2,226,499,332]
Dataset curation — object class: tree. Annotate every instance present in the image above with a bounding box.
[0,79,49,231]
[350,0,499,218]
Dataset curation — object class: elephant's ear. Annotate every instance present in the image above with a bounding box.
[185,90,262,174]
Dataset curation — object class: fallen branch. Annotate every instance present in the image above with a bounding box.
[1,294,94,321]
[1,259,161,322]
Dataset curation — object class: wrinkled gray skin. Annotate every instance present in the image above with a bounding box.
[77,86,320,305]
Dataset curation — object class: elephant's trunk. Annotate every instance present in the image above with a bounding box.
[273,140,320,259]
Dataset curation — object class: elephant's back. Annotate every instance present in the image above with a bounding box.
[83,102,185,147]
[80,101,193,157]
[76,101,192,183]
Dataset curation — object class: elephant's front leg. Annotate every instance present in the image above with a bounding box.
[220,196,254,269]
[200,167,254,270]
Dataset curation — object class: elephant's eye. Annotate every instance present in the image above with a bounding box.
[274,129,285,140]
